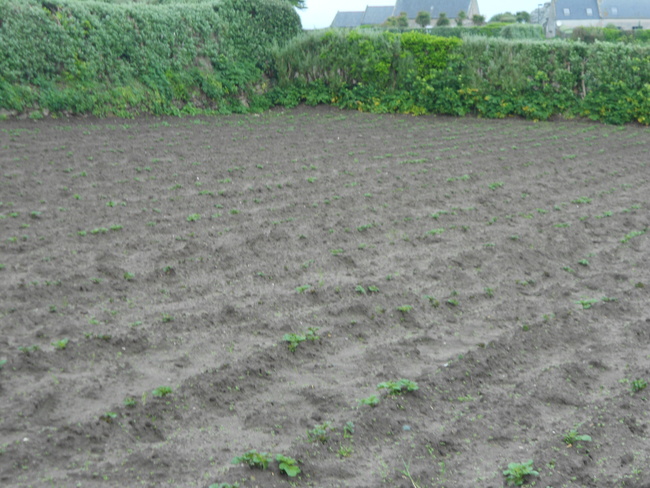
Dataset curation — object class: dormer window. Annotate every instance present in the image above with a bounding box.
[586,8,593,16]
[611,7,618,15]
[563,8,570,16]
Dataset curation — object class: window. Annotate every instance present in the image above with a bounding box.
[563,8,570,16]
[586,8,593,16]
[611,7,618,15]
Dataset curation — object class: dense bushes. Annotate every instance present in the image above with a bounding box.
[271,30,650,124]
[1,1,649,124]
[0,0,301,115]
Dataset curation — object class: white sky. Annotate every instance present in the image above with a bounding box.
[297,1,543,30]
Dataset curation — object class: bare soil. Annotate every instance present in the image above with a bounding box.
[1,106,649,488]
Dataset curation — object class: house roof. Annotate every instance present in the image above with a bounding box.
[553,0,600,21]
[432,0,473,19]
[331,11,364,28]
[362,6,395,25]
[393,0,435,18]
[392,0,470,19]
[600,0,650,19]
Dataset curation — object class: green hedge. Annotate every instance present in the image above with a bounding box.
[0,0,301,115]
[271,30,650,124]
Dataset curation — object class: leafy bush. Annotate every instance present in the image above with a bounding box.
[0,0,300,115]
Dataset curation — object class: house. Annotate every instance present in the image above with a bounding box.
[545,0,650,36]
[599,0,650,29]
[392,0,480,26]
[331,0,481,28]
[361,6,395,26]
[331,11,365,28]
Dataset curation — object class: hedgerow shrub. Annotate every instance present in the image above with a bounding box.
[0,0,300,115]
[271,31,650,124]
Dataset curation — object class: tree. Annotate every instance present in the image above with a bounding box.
[287,0,306,8]
[472,14,485,26]
[415,11,431,28]
[456,10,467,26]
[436,12,450,27]
[516,11,531,23]
[489,12,517,23]
[384,12,408,28]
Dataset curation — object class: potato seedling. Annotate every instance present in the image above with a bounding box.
[152,386,173,397]
[563,429,592,447]
[307,421,332,443]
[276,454,301,477]
[377,379,419,396]
[231,450,271,470]
[358,395,380,407]
[631,378,647,393]
[52,338,69,350]
[503,459,539,486]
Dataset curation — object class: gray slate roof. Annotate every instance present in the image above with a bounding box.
[600,0,650,18]
[331,11,364,28]
[553,0,599,20]
[392,0,470,19]
[431,0,472,19]
[362,6,395,25]
[393,0,435,18]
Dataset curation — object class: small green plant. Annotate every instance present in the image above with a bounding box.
[621,229,647,243]
[396,305,413,313]
[338,445,354,458]
[283,333,305,352]
[343,421,355,438]
[276,454,301,477]
[358,395,380,407]
[576,298,599,309]
[18,345,40,354]
[51,338,69,350]
[424,295,440,307]
[186,213,201,222]
[377,379,419,396]
[631,378,648,393]
[161,313,175,323]
[488,181,504,190]
[295,284,312,293]
[123,272,135,281]
[231,450,271,470]
[355,285,367,294]
[503,459,539,486]
[305,327,320,341]
[100,412,118,423]
[123,397,137,407]
[307,421,332,443]
[209,483,239,488]
[578,259,589,266]
[571,196,592,204]
[563,429,592,446]
[152,386,173,398]
[0,358,7,370]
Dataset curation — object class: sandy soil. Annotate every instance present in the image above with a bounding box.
[1,107,649,488]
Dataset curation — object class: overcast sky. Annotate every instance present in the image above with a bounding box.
[297,1,542,30]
